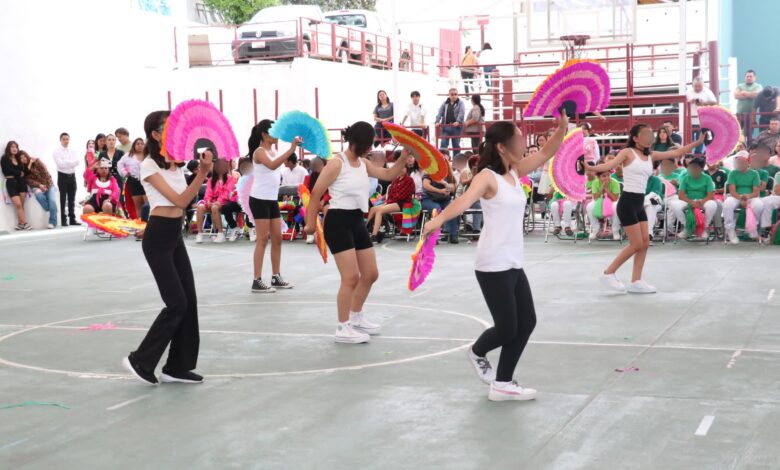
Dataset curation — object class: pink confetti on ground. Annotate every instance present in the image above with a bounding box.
[614,366,640,373]
[79,322,117,331]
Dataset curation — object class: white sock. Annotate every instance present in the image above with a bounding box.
[350,311,362,317]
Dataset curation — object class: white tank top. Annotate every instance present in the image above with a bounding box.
[251,147,282,200]
[623,148,654,194]
[328,152,370,212]
[475,169,526,272]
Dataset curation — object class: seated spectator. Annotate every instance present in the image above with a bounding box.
[707,160,729,200]
[366,151,415,242]
[769,140,780,170]
[723,151,764,244]
[755,117,780,154]
[652,126,675,152]
[452,152,482,233]
[281,154,308,186]
[587,169,621,240]
[644,174,665,241]
[301,158,311,172]
[118,138,147,219]
[302,156,328,244]
[749,143,772,196]
[663,120,683,145]
[406,156,424,197]
[421,171,459,243]
[195,159,237,244]
[20,151,58,229]
[1,141,32,230]
[549,191,576,236]
[658,158,684,187]
[669,158,717,239]
[83,159,120,237]
[760,174,780,242]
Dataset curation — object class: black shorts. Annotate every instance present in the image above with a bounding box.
[324,209,373,255]
[87,195,116,213]
[126,176,146,197]
[616,192,647,227]
[249,197,280,220]
[4,178,26,198]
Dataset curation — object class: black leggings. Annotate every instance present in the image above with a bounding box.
[472,268,537,382]
[221,200,242,228]
[131,216,199,373]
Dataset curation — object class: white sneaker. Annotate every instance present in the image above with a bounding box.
[249,228,257,242]
[47,224,55,229]
[589,231,598,240]
[612,231,621,241]
[195,233,204,244]
[727,229,739,245]
[599,272,626,293]
[627,279,657,294]
[467,347,495,384]
[488,381,537,402]
[678,229,689,239]
[350,312,381,335]
[306,234,315,244]
[214,233,226,243]
[700,230,709,240]
[227,228,238,242]
[334,323,370,344]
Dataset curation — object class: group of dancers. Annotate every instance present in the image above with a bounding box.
[121,109,698,401]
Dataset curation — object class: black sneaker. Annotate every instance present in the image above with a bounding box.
[271,274,294,289]
[449,235,459,244]
[69,218,82,226]
[160,368,203,384]
[251,278,277,293]
[122,355,158,385]
[61,218,69,227]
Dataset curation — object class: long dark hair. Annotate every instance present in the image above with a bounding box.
[143,110,172,169]
[477,121,517,175]
[654,127,669,145]
[95,133,107,152]
[471,94,485,117]
[210,159,228,189]
[3,141,19,160]
[129,138,145,157]
[626,123,650,149]
[376,90,390,107]
[248,119,274,158]
[342,121,375,157]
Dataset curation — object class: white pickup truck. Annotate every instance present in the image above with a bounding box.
[233,5,324,63]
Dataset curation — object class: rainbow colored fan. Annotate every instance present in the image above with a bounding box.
[163,100,240,161]
[549,129,587,201]
[270,111,332,158]
[698,106,741,164]
[81,214,146,238]
[298,184,328,263]
[382,122,450,181]
[524,59,611,118]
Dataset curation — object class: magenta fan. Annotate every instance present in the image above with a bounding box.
[549,129,587,201]
[524,59,611,118]
[163,99,240,161]
[408,210,440,291]
[698,106,741,164]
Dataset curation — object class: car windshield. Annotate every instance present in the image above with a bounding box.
[250,6,319,23]
[324,14,367,28]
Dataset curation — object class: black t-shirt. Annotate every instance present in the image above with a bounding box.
[709,169,728,190]
[753,88,778,123]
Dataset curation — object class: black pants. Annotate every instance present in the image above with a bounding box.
[221,201,242,228]
[472,268,537,382]
[461,70,475,94]
[58,172,77,221]
[131,216,199,373]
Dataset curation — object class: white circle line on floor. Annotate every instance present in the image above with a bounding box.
[0,301,489,380]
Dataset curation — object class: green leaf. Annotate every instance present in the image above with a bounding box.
[203,0,281,25]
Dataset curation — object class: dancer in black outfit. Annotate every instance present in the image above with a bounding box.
[122,111,213,386]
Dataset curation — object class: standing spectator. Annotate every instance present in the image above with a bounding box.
[281,154,308,186]
[652,126,674,152]
[401,90,426,136]
[115,127,133,153]
[373,90,394,148]
[435,88,465,157]
[94,133,107,154]
[20,151,58,229]
[464,94,485,152]
[100,134,125,189]
[53,133,81,226]
[478,42,496,90]
[460,46,478,94]
[755,117,780,153]
[752,86,780,129]
[662,120,683,145]
[1,141,32,230]
[583,122,602,162]
[734,70,762,141]
[118,138,147,219]
[686,77,717,152]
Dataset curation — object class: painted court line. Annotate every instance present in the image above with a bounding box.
[694,415,715,436]
[410,287,430,298]
[726,350,742,369]
[769,289,776,302]
[106,394,152,411]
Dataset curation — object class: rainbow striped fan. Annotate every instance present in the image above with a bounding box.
[298,184,328,263]
[408,210,440,291]
[163,100,240,161]
[382,122,449,181]
[524,59,611,118]
[549,129,587,201]
[81,214,146,238]
[270,111,332,158]
[698,106,741,164]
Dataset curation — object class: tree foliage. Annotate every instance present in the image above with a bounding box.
[202,0,280,25]
[281,0,377,11]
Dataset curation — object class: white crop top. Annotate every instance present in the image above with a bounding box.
[328,153,370,213]
[140,157,187,210]
[251,147,282,200]
[623,149,654,194]
[475,169,526,272]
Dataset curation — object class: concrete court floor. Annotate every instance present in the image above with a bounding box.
[0,227,778,470]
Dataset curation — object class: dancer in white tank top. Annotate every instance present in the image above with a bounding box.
[588,124,704,294]
[247,119,301,294]
[423,115,568,401]
[305,122,406,345]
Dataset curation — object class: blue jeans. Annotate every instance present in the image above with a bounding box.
[33,187,58,225]
[470,200,483,231]
[692,127,706,155]
[483,65,496,89]
[439,126,462,157]
[422,197,458,236]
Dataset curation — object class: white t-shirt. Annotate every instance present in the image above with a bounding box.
[686,87,717,124]
[281,164,308,186]
[405,102,426,126]
[478,49,495,67]
[251,148,283,200]
[140,157,187,210]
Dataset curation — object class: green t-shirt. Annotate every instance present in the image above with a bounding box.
[660,171,680,183]
[645,174,665,198]
[679,172,715,200]
[611,174,623,185]
[764,164,780,180]
[756,168,769,196]
[727,169,760,195]
[590,178,621,197]
[736,82,763,114]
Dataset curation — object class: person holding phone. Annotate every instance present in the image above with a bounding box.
[122,110,213,386]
